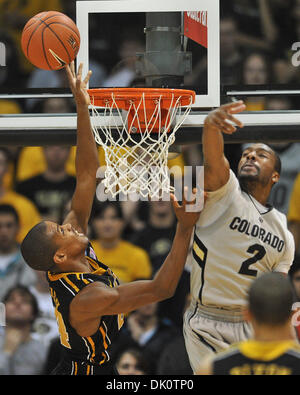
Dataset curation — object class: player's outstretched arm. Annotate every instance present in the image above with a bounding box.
[203,101,245,192]
[70,189,204,332]
[63,62,99,234]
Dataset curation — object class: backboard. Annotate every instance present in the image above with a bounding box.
[76,0,220,108]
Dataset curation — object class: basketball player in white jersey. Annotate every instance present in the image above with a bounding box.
[183,101,295,373]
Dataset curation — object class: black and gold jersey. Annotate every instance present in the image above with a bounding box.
[47,242,124,373]
[212,340,300,375]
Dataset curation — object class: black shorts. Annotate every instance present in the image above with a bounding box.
[51,359,118,375]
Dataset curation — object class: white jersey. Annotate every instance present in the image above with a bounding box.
[190,170,295,311]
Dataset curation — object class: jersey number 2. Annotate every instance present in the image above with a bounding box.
[238,244,266,277]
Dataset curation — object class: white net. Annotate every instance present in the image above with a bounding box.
[90,89,194,200]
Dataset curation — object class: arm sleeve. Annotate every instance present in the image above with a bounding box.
[197,169,240,227]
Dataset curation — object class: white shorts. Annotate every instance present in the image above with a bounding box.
[183,300,253,373]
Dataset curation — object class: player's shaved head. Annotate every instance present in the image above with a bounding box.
[248,273,293,326]
[21,221,58,271]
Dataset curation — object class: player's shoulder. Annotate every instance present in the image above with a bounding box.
[272,206,288,222]
[267,206,291,235]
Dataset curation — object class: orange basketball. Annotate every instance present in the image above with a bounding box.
[21,11,80,70]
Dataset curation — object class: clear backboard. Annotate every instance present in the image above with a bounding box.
[76,0,220,108]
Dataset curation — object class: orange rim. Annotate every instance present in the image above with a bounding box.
[88,87,195,109]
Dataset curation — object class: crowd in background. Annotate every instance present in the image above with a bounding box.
[1,0,300,375]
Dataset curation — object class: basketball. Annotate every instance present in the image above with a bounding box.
[21,11,80,70]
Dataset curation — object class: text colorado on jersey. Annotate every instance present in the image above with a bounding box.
[229,217,284,252]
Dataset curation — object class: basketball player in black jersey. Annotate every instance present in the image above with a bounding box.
[20,62,202,375]
[197,273,300,375]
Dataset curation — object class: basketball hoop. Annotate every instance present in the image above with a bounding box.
[88,87,195,199]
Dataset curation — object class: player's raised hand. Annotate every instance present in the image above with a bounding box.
[204,100,246,134]
[170,187,207,230]
[65,61,92,107]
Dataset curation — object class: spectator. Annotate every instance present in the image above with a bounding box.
[0,148,41,243]
[289,258,300,302]
[185,15,243,88]
[230,0,279,52]
[90,201,152,283]
[0,204,36,301]
[156,293,193,375]
[16,97,77,183]
[44,340,151,376]
[42,336,62,375]
[0,285,47,375]
[30,270,59,349]
[131,200,189,326]
[31,96,74,114]
[102,35,144,87]
[254,98,300,215]
[16,99,106,186]
[0,0,63,78]
[156,335,193,375]
[16,146,76,223]
[110,302,180,374]
[289,258,300,342]
[241,52,272,111]
[26,59,106,110]
[115,348,150,375]
[271,0,294,54]
[219,16,243,86]
[242,52,271,86]
[0,30,25,114]
[287,176,300,252]
[131,201,176,273]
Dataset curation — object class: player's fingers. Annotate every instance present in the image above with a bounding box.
[227,103,246,115]
[214,114,236,133]
[217,109,243,128]
[182,186,190,206]
[70,60,75,77]
[225,113,244,128]
[76,75,82,90]
[185,187,199,204]
[170,193,181,209]
[190,187,198,204]
[222,100,244,110]
[83,70,92,85]
[218,114,238,132]
[77,62,83,80]
[65,64,72,80]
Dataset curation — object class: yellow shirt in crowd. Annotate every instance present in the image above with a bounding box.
[0,190,41,243]
[90,239,152,283]
[16,147,185,182]
[288,173,300,223]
